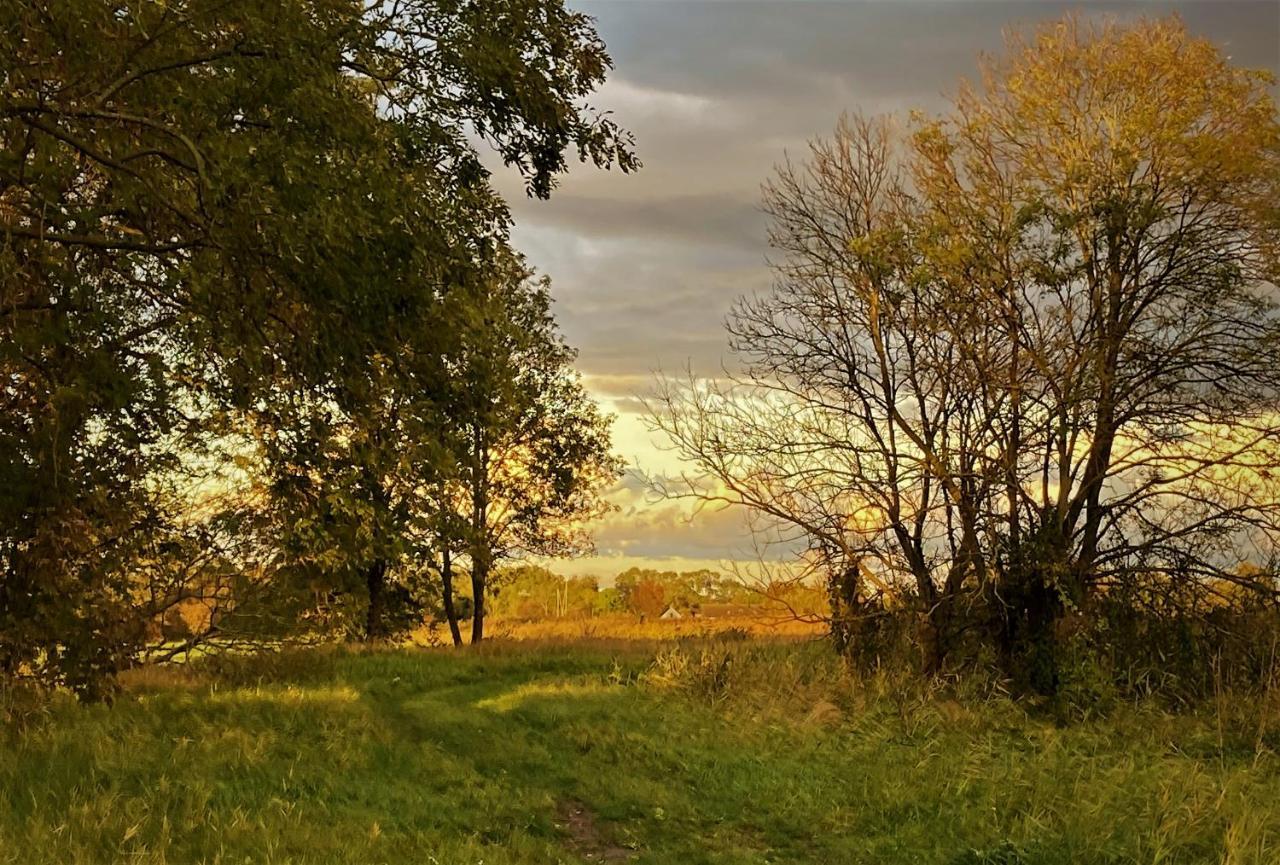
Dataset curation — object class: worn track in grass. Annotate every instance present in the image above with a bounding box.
[1,640,1278,864]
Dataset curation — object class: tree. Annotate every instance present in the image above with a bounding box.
[610,567,729,615]
[254,352,449,642]
[489,565,602,621]
[628,577,667,619]
[650,15,1280,690]
[245,0,638,645]
[434,260,623,643]
[1,0,635,691]
[650,114,975,663]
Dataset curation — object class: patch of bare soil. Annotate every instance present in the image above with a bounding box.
[554,800,636,862]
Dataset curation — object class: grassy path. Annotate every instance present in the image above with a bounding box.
[1,642,1278,863]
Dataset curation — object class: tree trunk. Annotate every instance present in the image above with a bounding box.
[924,594,955,675]
[365,558,388,641]
[1002,570,1062,697]
[995,523,1069,696]
[440,547,463,647]
[827,562,861,657]
[469,428,490,644]
[470,556,487,643]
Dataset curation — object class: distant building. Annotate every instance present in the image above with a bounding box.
[659,605,683,621]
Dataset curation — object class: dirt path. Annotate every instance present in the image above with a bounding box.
[555,800,636,863]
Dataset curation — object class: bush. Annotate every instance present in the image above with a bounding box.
[826,584,1280,708]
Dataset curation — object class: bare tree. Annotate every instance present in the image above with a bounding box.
[649,17,1280,689]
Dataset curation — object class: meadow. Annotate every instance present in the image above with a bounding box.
[3,637,1279,865]
[447,611,826,644]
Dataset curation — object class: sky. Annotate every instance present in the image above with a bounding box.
[488,0,1280,577]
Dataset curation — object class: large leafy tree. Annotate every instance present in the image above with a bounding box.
[651,16,1280,690]
[0,0,634,691]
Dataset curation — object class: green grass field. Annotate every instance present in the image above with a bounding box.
[2,640,1278,864]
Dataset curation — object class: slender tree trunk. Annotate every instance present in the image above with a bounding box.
[440,546,463,647]
[470,556,487,643]
[365,558,388,641]
[468,429,490,644]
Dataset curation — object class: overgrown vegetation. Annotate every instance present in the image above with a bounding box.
[3,641,1279,864]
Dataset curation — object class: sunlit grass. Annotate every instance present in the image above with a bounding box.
[473,613,825,643]
[2,639,1278,863]
[475,680,618,713]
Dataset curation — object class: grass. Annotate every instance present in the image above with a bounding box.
[473,613,825,643]
[1,638,1279,864]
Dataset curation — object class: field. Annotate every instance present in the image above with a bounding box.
[3,638,1280,865]
[468,612,826,643]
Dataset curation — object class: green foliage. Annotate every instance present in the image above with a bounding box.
[613,567,744,615]
[490,565,602,620]
[1,0,635,690]
[432,262,624,641]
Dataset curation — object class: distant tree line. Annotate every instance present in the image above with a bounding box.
[650,16,1280,695]
[484,565,825,622]
[0,0,635,697]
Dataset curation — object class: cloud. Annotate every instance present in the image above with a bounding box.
[490,0,1280,567]
[513,192,767,253]
[594,78,725,123]
[500,2,1278,390]
[585,471,804,563]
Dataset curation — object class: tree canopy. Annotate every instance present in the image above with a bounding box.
[1,0,634,694]
[650,15,1280,691]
